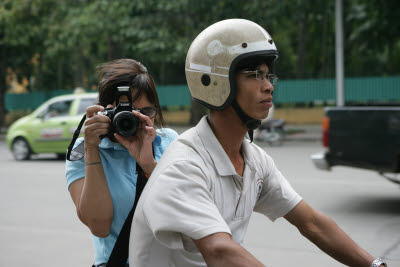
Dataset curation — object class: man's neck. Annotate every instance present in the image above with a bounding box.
[207,107,248,158]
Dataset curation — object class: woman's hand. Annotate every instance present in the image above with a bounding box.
[114,110,157,175]
[84,105,111,150]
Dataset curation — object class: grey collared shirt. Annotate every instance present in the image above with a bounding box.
[130,116,302,267]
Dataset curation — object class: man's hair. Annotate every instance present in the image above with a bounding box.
[97,58,164,128]
[234,56,275,74]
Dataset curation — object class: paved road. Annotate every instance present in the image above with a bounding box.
[0,134,399,266]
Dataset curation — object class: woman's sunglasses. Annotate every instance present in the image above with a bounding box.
[134,106,158,119]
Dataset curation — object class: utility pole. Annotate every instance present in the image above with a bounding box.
[335,0,345,107]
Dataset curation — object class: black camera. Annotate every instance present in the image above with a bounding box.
[98,86,139,140]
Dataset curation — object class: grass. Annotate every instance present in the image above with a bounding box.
[162,110,191,125]
[3,107,324,129]
[162,107,325,126]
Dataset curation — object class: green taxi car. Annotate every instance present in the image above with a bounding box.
[6,93,98,160]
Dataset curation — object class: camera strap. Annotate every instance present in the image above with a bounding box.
[106,145,154,267]
[66,114,86,161]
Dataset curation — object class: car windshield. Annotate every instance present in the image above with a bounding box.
[44,100,73,119]
[77,98,97,114]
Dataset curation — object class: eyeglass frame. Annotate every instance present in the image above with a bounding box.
[133,106,158,119]
[240,70,279,86]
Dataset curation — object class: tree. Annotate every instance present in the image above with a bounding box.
[1,0,399,127]
[0,0,59,126]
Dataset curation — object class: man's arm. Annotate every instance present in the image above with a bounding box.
[284,200,378,266]
[193,232,265,267]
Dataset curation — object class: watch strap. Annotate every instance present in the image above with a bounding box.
[371,258,388,267]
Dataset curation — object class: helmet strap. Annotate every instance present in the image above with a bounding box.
[231,100,261,142]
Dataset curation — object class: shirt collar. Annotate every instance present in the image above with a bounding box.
[98,133,162,151]
[195,116,238,176]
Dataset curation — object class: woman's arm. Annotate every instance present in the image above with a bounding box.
[69,106,158,237]
[69,105,113,237]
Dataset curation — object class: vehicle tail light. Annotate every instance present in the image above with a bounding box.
[322,116,329,147]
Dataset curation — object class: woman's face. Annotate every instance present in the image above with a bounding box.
[112,91,156,123]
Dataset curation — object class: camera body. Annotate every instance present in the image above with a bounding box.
[98,86,139,140]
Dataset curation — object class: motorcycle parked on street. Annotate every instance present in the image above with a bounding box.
[254,104,286,146]
[255,118,286,146]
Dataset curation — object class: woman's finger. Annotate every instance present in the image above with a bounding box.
[85,114,111,126]
[86,105,105,118]
[144,126,157,141]
[114,133,133,147]
[145,126,156,135]
[132,110,153,127]
[84,122,110,135]
[89,128,109,137]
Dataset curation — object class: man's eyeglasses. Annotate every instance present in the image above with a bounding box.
[240,70,279,86]
[134,106,158,118]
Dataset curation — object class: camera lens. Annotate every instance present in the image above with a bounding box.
[113,111,139,136]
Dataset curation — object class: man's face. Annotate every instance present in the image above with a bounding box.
[235,64,274,120]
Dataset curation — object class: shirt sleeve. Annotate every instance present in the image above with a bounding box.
[142,160,231,250]
[159,128,179,147]
[65,138,85,190]
[254,154,302,222]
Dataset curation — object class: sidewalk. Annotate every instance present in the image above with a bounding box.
[284,124,322,142]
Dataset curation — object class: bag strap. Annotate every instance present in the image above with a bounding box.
[106,146,153,267]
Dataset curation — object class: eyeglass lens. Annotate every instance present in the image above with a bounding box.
[256,71,278,85]
[138,107,157,118]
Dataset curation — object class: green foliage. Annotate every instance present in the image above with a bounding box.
[1,0,399,92]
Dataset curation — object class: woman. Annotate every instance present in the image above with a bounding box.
[65,59,178,266]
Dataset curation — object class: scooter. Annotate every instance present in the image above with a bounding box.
[255,119,286,146]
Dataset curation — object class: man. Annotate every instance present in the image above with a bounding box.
[129,19,387,267]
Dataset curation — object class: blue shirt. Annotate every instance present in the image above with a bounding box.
[65,128,178,265]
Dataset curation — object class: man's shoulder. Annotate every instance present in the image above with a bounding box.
[159,127,206,165]
[245,139,271,159]
[243,139,276,172]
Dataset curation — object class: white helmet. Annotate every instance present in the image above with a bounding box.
[185,19,278,112]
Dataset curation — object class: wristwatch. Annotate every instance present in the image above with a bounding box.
[371,258,388,267]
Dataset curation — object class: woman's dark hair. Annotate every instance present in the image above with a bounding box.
[97,58,164,128]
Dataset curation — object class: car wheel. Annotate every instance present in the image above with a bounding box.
[12,138,32,161]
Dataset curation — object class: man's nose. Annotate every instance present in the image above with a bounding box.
[262,78,274,93]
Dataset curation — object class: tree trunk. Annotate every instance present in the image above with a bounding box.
[319,10,328,78]
[107,34,123,60]
[76,47,84,88]
[297,7,307,78]
[387,42,394,75]
[107,35,113,61]
[57,60,63,90]
[0,44,6,128]
[36,53,43,91]
[160,61,166,85]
